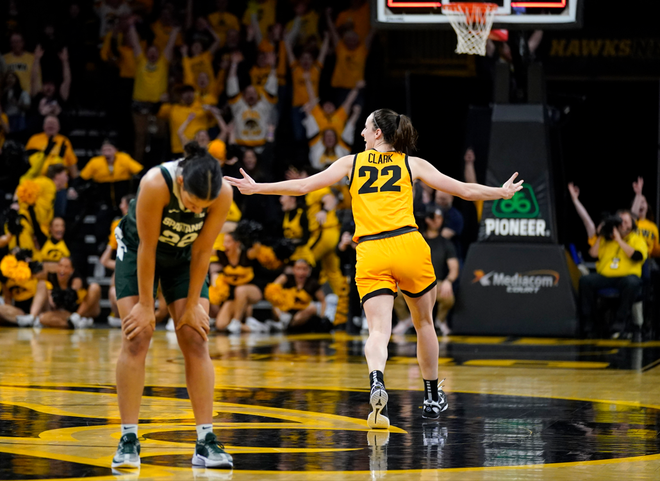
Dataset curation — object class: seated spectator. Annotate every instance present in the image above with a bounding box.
[1,71,30,134]
[176,105,229,162]
[39,257,100,328]
[325,8,373,106]
[79,139,143,211]
[631,177,660,257]
[207,0,240,49]
[433,190,465,261]
[580,210,647,338]
[393,206,459,336]
[25,115,78,178]
[302,77,364,169]
[226,52,277,152]
[211,231,264,333]
[39,217,70,275]
[285,31,329,142]
[0,250,49,327]
[46,164,71,220]
[29,47,71,128]
[3,33,41,99]
[335,0,371,42]
[265,259,331,332]
[127,17,179,164]
[158,85,212,157]
[280,194,315,266]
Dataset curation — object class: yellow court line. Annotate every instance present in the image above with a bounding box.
[462,359,610,369]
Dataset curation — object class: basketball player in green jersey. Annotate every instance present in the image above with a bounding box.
[112,143,234,469]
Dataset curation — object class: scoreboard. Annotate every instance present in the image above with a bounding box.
[374,0,582,28]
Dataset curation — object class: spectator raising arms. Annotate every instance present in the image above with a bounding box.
[631,177,660,257]
[207,0,240,49]
[226,51,277,152]
[128,16,179,164]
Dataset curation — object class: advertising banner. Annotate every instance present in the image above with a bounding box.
[452,243,578,336]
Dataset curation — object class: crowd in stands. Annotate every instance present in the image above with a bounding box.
[0,0,656,340]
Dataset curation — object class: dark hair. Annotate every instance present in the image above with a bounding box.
[615,209,637,229]
[2,71,23,105]
[46,164,67,179]
[371,109,418,154]
[181,84,196,95]
[180,142,223,201]
[122,194,136,204]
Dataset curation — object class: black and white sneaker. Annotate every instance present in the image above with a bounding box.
[422,379,448,419]
[367,382,390,429]
[111,433,141,468]
[192,432,233,468]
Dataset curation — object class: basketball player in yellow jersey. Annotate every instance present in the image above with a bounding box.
[226,108,523,429]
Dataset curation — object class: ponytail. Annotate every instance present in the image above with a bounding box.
[179,141,223,201]
[372,109,418,154]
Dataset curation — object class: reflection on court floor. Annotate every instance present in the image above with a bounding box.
[0,328,659,480]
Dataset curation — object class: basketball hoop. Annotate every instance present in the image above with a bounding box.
[442,2,498,56]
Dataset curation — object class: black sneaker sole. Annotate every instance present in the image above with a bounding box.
[367,387,390,429]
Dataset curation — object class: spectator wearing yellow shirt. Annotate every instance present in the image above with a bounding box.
[127,17,179,164]
[25,116,78,178]
[40,217,70,264]
[242,0,277,40]
[3,33,41,98]
[177,105,229,164]
[207,0,240,49]
[285,1,320,50]
[180,21,221,100]
[285,30,330,142]
[150,3,183,53]
[335,0,371,42]
[80,139,143,211]
[302,76,364,169]
[631,177,660,257]
[158,85,212,156]
[326,8,373,106]
[581,210,648,338]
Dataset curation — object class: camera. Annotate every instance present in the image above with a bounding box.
[600,214,622,240]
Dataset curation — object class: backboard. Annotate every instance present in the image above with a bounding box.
[373,0,582,29]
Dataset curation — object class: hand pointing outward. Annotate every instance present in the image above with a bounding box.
[225,168,258,195]
[501,172,524,199]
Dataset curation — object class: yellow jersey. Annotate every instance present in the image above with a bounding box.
[637,218,660,257]
[348,150,417,241]
[41,238,71,263]
[306,188,339,232]
[133,54,169,103]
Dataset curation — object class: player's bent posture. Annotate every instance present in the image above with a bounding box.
[226,109,522,429]
[113,143,233,468]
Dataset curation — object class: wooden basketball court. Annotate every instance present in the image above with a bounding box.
[1,326,659,480]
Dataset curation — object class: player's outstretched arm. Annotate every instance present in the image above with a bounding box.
[225,155,353,196]
[410,156,523,201]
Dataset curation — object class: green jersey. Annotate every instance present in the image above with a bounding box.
[117,160,208,261]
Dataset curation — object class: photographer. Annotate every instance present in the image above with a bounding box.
[579,210,648,338]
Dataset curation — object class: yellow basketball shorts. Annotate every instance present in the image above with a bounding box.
[355,229,437,303]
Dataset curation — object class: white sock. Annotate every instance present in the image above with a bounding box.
[121,424,138,437]
[196,423,213,441]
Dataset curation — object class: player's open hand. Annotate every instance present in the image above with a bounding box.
[176,303,210,341]
[123,302,156,340]
[501,172,524,199]
[225,168,258,195]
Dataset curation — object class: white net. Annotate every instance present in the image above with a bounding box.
[442,3,498,56]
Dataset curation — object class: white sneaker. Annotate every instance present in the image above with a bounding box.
[68,313,88,329]
[246,316,269,333]
[16,314,35,327]
[278,312,292,330]
[107,316,122,328]
[265,319,284,331]
[392,317,413,335]
[324,293,338,321]
[82,317,95,328]
[166,318,175,332]
[226,319,243,334]
[435,320,451,337]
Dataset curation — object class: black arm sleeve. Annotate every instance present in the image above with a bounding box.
[27,206,48,248]
[631,250,644,262]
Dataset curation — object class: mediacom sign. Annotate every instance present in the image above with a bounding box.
[472,269,560,294]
